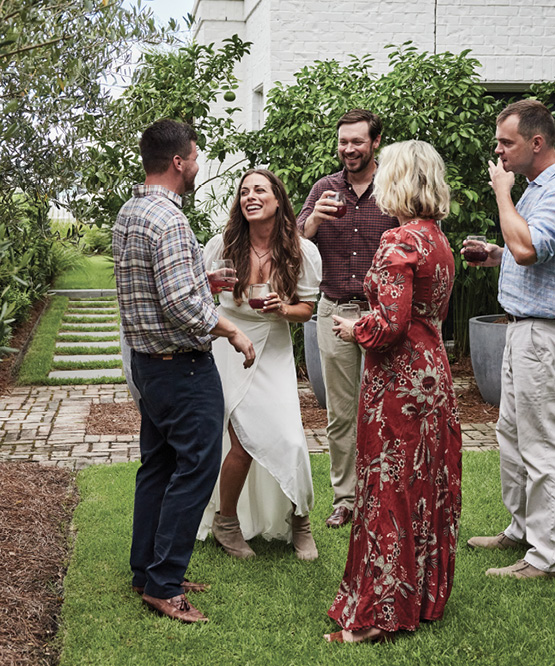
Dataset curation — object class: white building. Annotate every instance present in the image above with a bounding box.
[193,0,555,134]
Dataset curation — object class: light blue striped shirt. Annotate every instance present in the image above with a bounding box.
[498,163,555,318]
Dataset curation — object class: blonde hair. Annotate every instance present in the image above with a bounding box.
[373,140,450,220]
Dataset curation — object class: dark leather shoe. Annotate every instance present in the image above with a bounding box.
[133,578,210,595]
[326,506,352,528]
[142,593,208,623]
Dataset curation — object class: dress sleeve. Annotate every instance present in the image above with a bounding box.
[353,228,418,351]
[203,234,225,267]
[297,237,322,301]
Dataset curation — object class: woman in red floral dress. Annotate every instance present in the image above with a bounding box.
[326,140,462,644]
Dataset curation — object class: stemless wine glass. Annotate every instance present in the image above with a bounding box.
[337,303,361,320]
[210,259,236,290]
[463,235,488,263]
[326,192,347,219]
[248,283,271,312]
[210,259,236,305]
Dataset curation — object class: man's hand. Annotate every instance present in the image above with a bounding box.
[488,159,515,195]
[332,315,356,343]
[207,268,237,294]
[228,329,255,369]
[211,315,255,368]
[303,190,344,238]
[461,241,504,267]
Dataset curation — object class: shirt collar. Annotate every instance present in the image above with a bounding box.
[528,162,555,187]
[132,183,183,208]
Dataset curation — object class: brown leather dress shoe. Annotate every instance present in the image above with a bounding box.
[142,593,208,623]
[326,506,352,528]
[133,578,210,595]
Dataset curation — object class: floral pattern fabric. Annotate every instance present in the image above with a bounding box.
[328,219,462,633]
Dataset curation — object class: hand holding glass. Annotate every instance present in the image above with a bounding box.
[248,283,271,311]
[210,259,236,291]
[326,192,347,219]
[337,303,361,320]
[462,236,488,263]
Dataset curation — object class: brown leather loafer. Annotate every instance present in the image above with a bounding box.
[133,578,210,595]
[326,506,352,528]
[142,593,208,623]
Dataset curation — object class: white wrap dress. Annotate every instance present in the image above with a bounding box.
[197,234,322,542]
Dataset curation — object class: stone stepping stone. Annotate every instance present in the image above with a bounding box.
[48,368,124,379]
[57,331,119,338]
[55,341,118,348]
[64,313,118,319]
[61,323,117,330]
[53,353,122,362]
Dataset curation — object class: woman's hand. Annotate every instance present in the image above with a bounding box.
[332,315,356,343]
[262,292,288,317]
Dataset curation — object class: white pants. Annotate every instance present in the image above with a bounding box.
[497,318,555,572]
[317,296,364,510]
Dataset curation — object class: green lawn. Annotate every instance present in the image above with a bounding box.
[53,254,115,289]
[56,452,555,666]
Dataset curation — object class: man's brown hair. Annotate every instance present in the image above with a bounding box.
[497,99,555,148]
[336,109,382,141]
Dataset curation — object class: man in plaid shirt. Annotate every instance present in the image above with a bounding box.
[297,109,397,528]
[113,119,254,623]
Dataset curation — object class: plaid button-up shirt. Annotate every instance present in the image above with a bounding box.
[113,184,218,353]
[297,168,398,301]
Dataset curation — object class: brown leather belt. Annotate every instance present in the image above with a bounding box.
[148,349,193,359]
[324,294,369,311]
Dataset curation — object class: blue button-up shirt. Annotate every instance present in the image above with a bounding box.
[498,163,555,318]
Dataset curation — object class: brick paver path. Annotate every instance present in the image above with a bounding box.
[0,288,497,468]
[0,382,498,470]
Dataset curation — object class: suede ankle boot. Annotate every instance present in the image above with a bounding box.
[212,512,256,559]
[291,514,318,561]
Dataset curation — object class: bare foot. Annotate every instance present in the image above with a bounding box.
[324,627,393,643]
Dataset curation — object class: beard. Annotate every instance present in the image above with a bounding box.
[339,149,373,173]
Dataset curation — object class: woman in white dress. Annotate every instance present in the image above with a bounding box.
[197,169,322,560]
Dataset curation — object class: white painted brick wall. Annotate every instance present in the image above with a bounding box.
[196,0,555,124]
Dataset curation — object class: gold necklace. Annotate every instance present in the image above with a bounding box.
[251,244,272,282]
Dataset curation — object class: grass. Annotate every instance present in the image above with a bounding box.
[17,296,68,384]
[52,255,115,290]
[57,452,555,666]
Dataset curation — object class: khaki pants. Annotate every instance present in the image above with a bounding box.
[317,295,363,510]
[497,318,555,572]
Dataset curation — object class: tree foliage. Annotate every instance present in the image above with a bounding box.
[76,35,251,243]
[246,44,512,352]
[0,0,168,349]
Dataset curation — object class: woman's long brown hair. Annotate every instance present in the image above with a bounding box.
[222,169,303,306]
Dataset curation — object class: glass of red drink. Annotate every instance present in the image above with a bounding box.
[463,235,488,263]
[248,283,270,311]
[210,259,236,291]
[326,192,347,219]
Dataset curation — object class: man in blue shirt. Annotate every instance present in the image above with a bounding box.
[466,100,555,578]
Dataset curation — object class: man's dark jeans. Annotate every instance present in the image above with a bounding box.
[130,349,223,599]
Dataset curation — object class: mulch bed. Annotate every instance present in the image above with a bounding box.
[0,463,77,666]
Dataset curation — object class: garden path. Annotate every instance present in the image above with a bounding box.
[0,290,498,469]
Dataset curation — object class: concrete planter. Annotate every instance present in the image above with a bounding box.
[468,314,507,407]
[303,315,326,408]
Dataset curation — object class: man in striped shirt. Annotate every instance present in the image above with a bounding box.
[466,100,555,580]
[113,119,254,623]
[297,109,397,528]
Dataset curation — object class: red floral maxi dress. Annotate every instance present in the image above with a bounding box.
[328,219,462,634]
